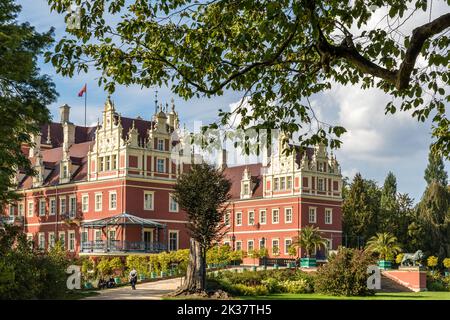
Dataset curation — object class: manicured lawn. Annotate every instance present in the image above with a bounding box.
[239,291,450,300]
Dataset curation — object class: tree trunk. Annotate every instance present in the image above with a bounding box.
[171,238,206,295]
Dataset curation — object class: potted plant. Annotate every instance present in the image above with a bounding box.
[294,226,327,268]
[287,245,297,268]
[443,258,450,276]
[365,232,402,270]
[272,246,280,269]
[259,248,269,270]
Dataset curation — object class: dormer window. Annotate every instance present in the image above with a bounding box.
[62,165,69,179]
[280,177,286,190]
[243,183,250,196]
[105,156,111,171]
[274,178,279,191]
[318,162,325,172]
[157,139,164,151]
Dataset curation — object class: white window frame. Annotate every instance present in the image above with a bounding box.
[144,191,154,211]
[287,176,292,189]
[235,241,242,251]
[259,238,266,249]
[272,209,279,224]
[69,195,76,218]
[274,178,279,191]
[157,139,164,151]
[248,211,255,226]
[235,212,242,226]
[94,230,101,241]
[318,178,325,191]
[8,204,14,216]
[68,230,76,252]
[48,232,55,249]
[49,198,56,216]
[81,231,88,243]
[38,232,45,250]
[27,201,34,217]
[58,231,66,248]
[18,202,24,217]
[109,191,117,210]
[272,239,280,255]
[157,158,165,173]
[39,199,46,216]
[81,194,89,213]
[280,177,286,190]
[59,197,66,215]
[309,207,317,223]
[224,211,230,227]
[27,233,34,249]
[95,193,102,212]
[247,240,254,252]
[285,207,293,223]
[284,238,292,254]
[169,193,179,212]
[325,208,333,224]
[168,230,179,251]
[259,209,266,225]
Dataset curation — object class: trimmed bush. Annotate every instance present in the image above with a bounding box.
[314,247,375,296]
[280,279,312,294]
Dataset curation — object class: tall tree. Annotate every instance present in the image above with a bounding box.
[416,181,450,259]
[0,0,57,208]
[424,149,448,186]
[379,172,399,233]
[342,173,381,248]
[46,0,450,156]
[171,163,231,295]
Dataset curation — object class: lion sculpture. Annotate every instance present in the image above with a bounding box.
[400,250,424,267]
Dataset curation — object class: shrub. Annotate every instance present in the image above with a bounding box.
[427,256,439,269]
[96,258,112,277]
[395,254,404,265]
[109,257,124,276]
[442,258,450,269]
[126,255,148,277]
[261,278,282,293]
[225,283,269,296]
[148,254,160,273]
[314,247,375,296]
[280,279,312,294]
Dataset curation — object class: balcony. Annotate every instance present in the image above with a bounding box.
[80,240,167,254]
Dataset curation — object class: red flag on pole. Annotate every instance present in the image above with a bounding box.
[78,84,87,97]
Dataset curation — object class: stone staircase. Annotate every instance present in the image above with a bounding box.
[376,275,413,293]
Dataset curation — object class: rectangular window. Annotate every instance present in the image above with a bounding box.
[248,211,255,225]
[259,239,266,249]
[157,159,165,173]
[109,192,117,210]
[280,177,286,190]
[95,230,101,241]
[105,156,111,171]
[236,212,242,226]
[243,183,250,196]
[144,192,154,210]
[27,201,34,217]
[274,178,279,191]
[169,194,178,212]
[49,198,56,216]
[260,210,266,224]
[169,231,179,251]
[59,197,66,215]
[285,238,292,254]
[318,178,325,191]
[95,193,102,211]
[69,196,76,218]
[112,154,117,170]
[272,239,279,255]
[247,240,254,252]
[9,205,14,216]
[285,208,293,223]
[318,162,324,172]
[325,239,332,251]
[18,202,24,216]
[68,231,75,252]
[224,211,230,226]
[82,195,89,212]
[236,241,242,251]
[157,139,164,151]
[38,233,45,250]
[99,157,104,172]
[272,209,279,224]
[108,230,116,241]
[325,208,333,224]
[27,233,34,249]
[81,231,88,243]
[39,199,46,216]
[48,232,55,249]
[58,232,66,248]
[309,207,317,223]
[287,176,292,189]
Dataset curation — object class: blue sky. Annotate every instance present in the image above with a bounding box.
[17,0,449,202]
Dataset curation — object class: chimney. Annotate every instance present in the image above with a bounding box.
[60,104,71,123]
[29,132,41,158]
[218,149,227,169]
[63,122,75,148]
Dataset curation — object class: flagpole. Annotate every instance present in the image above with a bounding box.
[84,83,87,127]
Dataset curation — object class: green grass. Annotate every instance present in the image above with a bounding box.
[239,291,450,300]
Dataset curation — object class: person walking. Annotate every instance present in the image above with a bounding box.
[129,269,138,290]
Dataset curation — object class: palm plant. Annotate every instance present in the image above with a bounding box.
[293,226,328,258]
[365,232,402,261]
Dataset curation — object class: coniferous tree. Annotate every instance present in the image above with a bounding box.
[424,149,448,186]
[0,0,57,208]
[379,172,399,233]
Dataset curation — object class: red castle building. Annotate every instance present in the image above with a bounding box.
[2,98,343,260]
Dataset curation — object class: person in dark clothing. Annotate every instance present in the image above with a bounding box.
[129,269,138,290]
